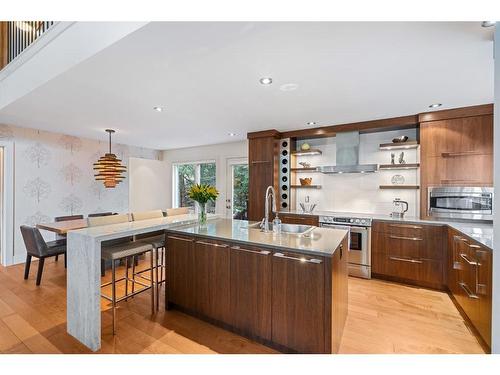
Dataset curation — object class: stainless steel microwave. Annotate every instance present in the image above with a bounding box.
[428,187,493,221]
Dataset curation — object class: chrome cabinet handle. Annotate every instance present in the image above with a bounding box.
[231,246,270,255]
[459,282,479,299]
[389,256,423,264]
[468,244,481,249]
[460,253,478,265]
[441,179,482,184]
[388,224,422,230]
[389,235,423,241]
[195,240,228,248]
[273,252,322,264]
[167,235,193,242]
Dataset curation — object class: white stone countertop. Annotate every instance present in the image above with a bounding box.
[279,209,493,250]
[68,214,219,241]
[166,218,348,257]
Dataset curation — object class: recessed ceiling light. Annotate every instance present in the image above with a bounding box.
[481,21,496,28]
[429,103,442,109]
[307,121,317,126]
[153,106,164,112]
[228,132,237,137]
[259,77,273,85]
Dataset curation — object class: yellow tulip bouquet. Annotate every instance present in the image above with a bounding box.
[188,184,219,224]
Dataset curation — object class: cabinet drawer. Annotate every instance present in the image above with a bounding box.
[280,214,319,226]
[374,253,443,287]
[372,221,443,239]
[372,230,444,261]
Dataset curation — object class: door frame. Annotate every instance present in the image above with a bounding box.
[0,140,14,266]
[225,157,248,219]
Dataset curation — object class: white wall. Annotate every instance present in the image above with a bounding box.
[0,123,160,265]
[162,141,247,216]
[293,129,419,216]
[492,25,499,354]
[129,157,169,212]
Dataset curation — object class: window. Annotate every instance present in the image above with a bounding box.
[230,163,248,220]
[173,161,216,213]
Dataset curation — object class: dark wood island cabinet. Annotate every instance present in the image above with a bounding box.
[165,220,348,353]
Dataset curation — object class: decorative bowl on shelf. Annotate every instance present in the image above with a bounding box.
[299,161,311,168]
[392,136,408,143]
[299,177,313,186]
[300,143,311,151]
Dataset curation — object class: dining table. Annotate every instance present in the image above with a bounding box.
[37,218,88,235]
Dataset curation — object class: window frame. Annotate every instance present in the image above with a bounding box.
[172,159,217,212]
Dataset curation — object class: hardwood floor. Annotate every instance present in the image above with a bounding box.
[0,256,485,354]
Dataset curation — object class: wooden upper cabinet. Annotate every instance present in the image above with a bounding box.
[419,107,493,219]
[248,131,280,221]
[420,115,493,158]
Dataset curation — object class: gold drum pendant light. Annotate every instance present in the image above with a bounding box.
[93,129,126,188]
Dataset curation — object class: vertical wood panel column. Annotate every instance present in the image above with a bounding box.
[247,130,281,221]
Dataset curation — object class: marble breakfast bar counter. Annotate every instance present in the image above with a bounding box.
[66,214,217,351]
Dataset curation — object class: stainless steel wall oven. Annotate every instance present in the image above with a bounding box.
[428,187,493,221]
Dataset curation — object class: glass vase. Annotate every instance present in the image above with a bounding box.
[197,202,207,225]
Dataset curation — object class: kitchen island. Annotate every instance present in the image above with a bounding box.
[66,214,217,351]
[165,219,349,354]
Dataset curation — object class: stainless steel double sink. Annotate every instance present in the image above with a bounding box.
[246,222,315,235]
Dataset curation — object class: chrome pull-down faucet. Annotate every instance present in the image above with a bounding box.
[262,186,278,232]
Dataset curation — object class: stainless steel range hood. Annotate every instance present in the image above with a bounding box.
[317,131,378,174]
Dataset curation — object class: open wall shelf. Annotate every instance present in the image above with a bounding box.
[379,185,420,190]
[290,167,319,172]
[291,149,322,156]
[290,185,322,189]
[379,141,419,150]
[379,163,420,170]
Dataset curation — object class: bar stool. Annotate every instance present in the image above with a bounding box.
[131,209,166,311]
[88,214,155,334]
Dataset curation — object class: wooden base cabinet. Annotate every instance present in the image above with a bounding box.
[271,251,325,353]
[229,245,272,341]
[371,221,446,290]
[279,213,319,226]
[166,232,348,353]
[448,229,492,351]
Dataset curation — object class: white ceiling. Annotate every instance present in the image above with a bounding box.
[0,22,494,150]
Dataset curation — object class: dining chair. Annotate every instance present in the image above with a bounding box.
[20,225,67,286]
[165,207,190,216]
[131,209,166,310]
[87,214,154,334]
[53,214,84,262]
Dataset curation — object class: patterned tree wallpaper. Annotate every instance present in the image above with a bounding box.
[0,123,161,263]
